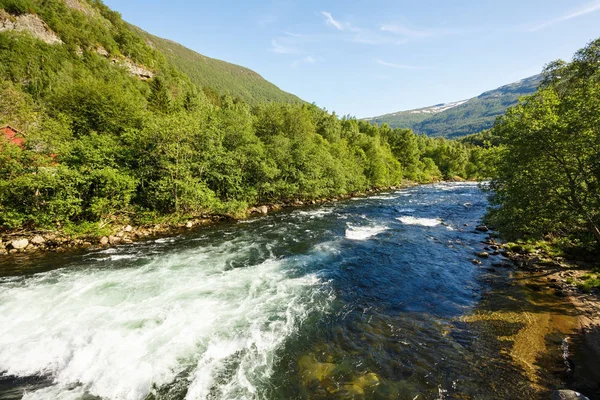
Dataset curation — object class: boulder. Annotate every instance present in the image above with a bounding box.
[476,225,489,232]
[258,205,269,215]
[551,390,589,400]
[124,225,133,232]
[9,239,29,250]
[108,235,121,245]
[475,251,490,258]
[185,221,194,229]
[99,236,109,246]
[30,235,45,245]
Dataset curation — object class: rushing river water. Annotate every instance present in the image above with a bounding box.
[0,183,583,400]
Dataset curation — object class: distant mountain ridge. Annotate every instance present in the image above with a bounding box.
[367,75,542,138]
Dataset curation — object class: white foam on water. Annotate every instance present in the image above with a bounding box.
[397,208,416,213]
[369,195,396,200]
[345,224,388,240]
[295,209,334,219]
[0,241,331,400]
[397,216,442,227]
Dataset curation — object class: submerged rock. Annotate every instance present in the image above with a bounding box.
[476,225,489,232]
[475,251,490,258]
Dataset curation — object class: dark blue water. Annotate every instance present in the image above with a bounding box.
[0,183,571,400]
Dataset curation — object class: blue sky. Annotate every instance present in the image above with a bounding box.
[104,0,599,118]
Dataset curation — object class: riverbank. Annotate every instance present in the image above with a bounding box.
[0,182,424,257]
[493,240,600,398]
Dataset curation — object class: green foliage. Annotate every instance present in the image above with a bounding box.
[369,75,542,138]
[487,38,600,248]
[0,0,486,234]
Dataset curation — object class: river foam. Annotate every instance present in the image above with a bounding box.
[0,240,330,400]
[345,224,388,240]
[397,216,442,227]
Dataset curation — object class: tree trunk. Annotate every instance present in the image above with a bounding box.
[588,219,600,247]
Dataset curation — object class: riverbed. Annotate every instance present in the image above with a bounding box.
[0,183,585,399]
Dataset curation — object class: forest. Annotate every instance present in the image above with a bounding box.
[0,0,488,235]
[487,38,600,251]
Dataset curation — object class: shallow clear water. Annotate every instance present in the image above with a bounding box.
[0,183,575,399]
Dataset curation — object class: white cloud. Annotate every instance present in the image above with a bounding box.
[528,1,600,31]
[321,11,345,30]
[291,56,317,68]
[380,24,435,38]
[376,59,433,70]
[270,39,302,55]
[282,30,305,38]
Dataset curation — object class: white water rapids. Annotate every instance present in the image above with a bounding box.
[0,235,331,400]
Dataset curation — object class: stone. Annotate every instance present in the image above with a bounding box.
[258,205,269,215]
[99,236,109,246]
[9,239,29,250]
[475,225,489,232]
[551,390,590,400]
[30,235,45,245]
[124,225,133,232]
[0,12,63,45]
[472,259,482,265]
[185,221,194,228]
[475,251,490,258]
[108,235,121,245]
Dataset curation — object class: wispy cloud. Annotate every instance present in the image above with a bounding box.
[321,11,345,30]
[380,24,436,38]
[270,39,302,55]
[282,30,305,38]
[352,32,408,45]
[380,23,465,40]
[528,1,600,31]
[376,59,433,70]
[291,56,317,68]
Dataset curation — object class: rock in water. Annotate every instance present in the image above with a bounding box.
[475,225,489,232]
[258,205,269,215]
[9,239,29,250]
[99,236,109,246]
[551,390,590,400]
[475,251,490,258]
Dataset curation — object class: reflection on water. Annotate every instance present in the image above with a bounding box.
[0,183,583,399]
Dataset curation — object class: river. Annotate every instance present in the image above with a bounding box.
[0,183,582,399]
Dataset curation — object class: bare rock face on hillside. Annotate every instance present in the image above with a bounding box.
[94,46,155,80]
[63,0,96,17]
[0,10,63,45]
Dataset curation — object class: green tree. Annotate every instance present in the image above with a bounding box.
[488,38,600,245]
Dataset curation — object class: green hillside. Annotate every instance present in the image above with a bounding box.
[368,75,542,138]
[132,26,303,106]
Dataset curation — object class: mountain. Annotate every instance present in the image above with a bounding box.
[131,26,303,106]
[0,0,301,107]
[367,75,542,138]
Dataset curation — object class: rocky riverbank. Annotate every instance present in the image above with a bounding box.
[475,228,600,399]
[0,184,415,257]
